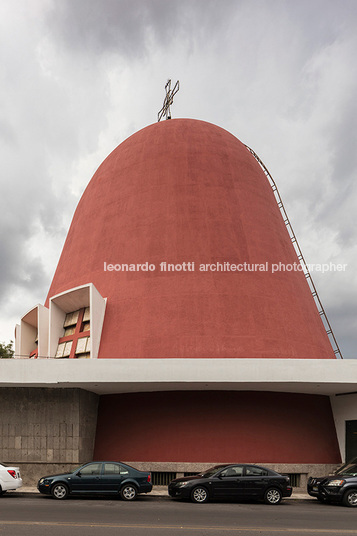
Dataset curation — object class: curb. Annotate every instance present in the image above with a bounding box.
[10,487,312,500]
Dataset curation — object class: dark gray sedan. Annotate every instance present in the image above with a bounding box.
[38,461,152,500]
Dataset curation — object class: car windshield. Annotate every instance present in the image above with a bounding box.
[335,463,357,476]
[72,464,85,473]
[201,466,224,478]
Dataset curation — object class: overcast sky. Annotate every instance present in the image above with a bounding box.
[1,0,356,358]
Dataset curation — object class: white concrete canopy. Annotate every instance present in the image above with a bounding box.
[1,358,356,462]
[0,358,356,395]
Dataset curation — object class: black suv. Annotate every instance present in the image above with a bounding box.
[307,460,357,507]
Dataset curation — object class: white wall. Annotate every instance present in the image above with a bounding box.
[330,393,357,462]
[90,285,106,359]
[37,305,49,359]
[49,301,66,358]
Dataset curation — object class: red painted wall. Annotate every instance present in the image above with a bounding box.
[94,391,341,464]
[46,119,335,358]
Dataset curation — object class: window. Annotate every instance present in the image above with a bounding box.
[220,466,244,477]
[64,326,76,336]
[55,307,91,359]
[104,463,121,475]
[79,463,101,476]
[64,310,80,328]
[245,466,268,476]
[76,336,90,354]
[55,341,72,358]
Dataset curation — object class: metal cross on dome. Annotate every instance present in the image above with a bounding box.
[158,79,180,121]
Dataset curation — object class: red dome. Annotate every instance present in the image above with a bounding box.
[46,119,335,358]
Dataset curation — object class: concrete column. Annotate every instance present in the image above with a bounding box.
[0,387,98,485]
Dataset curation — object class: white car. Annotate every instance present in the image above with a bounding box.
[0,463,23,495]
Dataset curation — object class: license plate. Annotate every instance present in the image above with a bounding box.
[313,486,318,491]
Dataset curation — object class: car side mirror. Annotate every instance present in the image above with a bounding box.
[76,471,81,477]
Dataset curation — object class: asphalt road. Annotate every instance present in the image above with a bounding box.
[0,494,356,536]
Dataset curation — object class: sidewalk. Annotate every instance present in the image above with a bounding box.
[12,486,312,500]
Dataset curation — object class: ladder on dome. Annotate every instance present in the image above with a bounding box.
[244,144,343,359]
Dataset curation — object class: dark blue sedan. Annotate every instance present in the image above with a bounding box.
[38,461,152,500]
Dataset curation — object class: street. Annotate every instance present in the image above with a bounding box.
[0,494,356,536]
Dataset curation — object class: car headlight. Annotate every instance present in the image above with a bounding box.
[176,481,190,487]
[39,478,52,485]
[326,479,345,487]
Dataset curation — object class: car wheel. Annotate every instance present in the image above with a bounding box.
[51,483,69,500]
[120,484,138,501]
[0,488,6,496]
[264,487,282,505]
[343,490,357,507]
[191,486,209,503]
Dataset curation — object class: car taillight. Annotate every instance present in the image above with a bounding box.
[7,470,17,479]
[147,474,151,483]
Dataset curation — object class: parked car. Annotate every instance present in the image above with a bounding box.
[168,464,292,504]
[0,462,23,495]
[307,460,357,507]
[38,461,152,500]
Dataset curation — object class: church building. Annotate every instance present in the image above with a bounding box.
[1,118,356,488]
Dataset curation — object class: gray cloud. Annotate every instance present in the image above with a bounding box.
[46,0,240,58]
